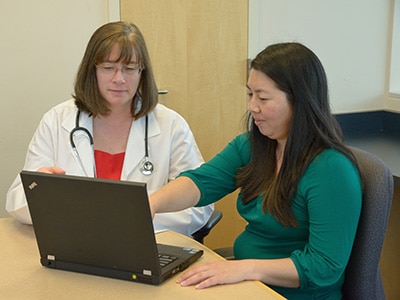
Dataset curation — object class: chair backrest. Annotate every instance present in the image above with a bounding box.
[342,147,393,300]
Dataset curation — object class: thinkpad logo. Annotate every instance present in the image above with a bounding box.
[28,181,38,190]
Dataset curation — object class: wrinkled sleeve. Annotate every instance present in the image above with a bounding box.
[291,153,362,290]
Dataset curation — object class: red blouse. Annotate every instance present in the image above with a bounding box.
[94,150,125,180]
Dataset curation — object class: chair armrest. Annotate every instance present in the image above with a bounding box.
[213,247,235,260]
[191,210,222,244]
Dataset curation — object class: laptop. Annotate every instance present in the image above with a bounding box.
[20,170,203,285]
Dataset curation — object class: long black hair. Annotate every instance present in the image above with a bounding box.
[236,43,359,227]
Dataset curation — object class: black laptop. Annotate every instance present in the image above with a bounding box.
[20,170,203,285]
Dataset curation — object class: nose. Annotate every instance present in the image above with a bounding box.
[112,68,126,83]
[248,95,260,113]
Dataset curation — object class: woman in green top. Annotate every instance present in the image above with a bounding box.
[150,42,362,300]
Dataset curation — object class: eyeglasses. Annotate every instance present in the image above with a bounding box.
[95,63,141,76]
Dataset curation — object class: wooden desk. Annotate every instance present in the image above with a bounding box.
[0,218,285,299]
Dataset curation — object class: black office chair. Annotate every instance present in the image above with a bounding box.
[191,210,222,244]
[215,147,394,299]
[342,147,393,299]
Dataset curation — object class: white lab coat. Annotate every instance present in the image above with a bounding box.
[6,99,213,236]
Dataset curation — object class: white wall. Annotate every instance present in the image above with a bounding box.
[0,0,394,217]
[389,0,400,95]
[387,0,400,112]
[0,0,109,217]
[249,0,393,114]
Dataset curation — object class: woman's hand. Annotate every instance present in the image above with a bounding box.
[177,257,299,289]
[176,260,251,289]
[37,166,66,174]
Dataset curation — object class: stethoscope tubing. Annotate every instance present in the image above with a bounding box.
[70,110,154,176]
[141,114,154,175]
[70,112,93,149]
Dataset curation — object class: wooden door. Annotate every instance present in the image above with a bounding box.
[121,0,248,248]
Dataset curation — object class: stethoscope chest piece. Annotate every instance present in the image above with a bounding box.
[140,157,154,176]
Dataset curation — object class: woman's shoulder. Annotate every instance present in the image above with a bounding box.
[41,99,77,123]
[44,99,76,115]
[151,104,187,123]
[235,132,250,143]
[218,132,251,163]
[310,148,358,174]
[228,132,250,150]
[316,148,350,161]
[152,103,179,116]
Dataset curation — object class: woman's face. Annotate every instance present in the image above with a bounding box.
[96,43,141,110]
[247,69,293,143]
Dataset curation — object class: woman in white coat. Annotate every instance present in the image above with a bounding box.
[6,21,213,237]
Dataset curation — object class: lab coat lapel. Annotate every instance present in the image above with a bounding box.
[63,110,96,177]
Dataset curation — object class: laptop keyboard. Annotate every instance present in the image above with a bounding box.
[158,254,178,268]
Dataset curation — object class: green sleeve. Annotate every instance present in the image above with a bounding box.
[291,150,362,290]
[179,133,251,206]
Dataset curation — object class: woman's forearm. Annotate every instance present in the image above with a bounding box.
[149,176,201,217]
[246,258,300,288]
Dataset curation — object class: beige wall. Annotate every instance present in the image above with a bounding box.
[0,0,109,217]
[120,0,249,249]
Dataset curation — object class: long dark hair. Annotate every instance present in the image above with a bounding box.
[236,43,359,227]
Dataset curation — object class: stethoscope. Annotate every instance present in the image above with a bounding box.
[141,114,154,175]
[70,110,154,177]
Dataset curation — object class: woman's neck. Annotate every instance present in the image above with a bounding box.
[92,111,134,154]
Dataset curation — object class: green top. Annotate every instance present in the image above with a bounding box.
[180,133,362,300]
